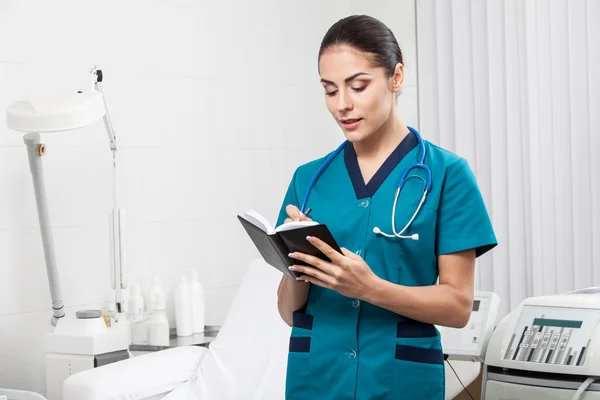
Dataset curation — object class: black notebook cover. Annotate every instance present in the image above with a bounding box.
[237,216,342,279]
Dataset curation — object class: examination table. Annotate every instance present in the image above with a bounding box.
[63,258,481,399]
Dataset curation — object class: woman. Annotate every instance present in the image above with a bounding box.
[275,15,497,400]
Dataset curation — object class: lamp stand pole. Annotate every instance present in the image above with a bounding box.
[23,132,65,326]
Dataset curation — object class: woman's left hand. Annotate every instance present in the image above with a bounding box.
[288,236,380,300]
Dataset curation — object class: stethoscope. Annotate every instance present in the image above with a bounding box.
[300,126,431,241]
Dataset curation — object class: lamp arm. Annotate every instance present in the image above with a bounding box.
[90,66,117,153]
[91,66,127,312]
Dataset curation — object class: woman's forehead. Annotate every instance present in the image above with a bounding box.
[319,46,380,81]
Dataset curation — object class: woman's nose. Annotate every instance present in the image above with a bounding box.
[336,90,353,112]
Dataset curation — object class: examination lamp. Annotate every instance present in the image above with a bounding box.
[6,66,126,326]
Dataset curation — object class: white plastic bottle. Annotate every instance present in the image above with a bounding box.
[187,269,205,334]
[175,275,193,336]
[145,274,163,312]
[148,292,170,346]
[128,283,144,316]
[128,283,148,344]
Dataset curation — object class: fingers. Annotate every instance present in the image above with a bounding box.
[306,236,345,264]
[341,247,361,260]
[285,204,313,222]
[289,251,335,275]
[285,204,302,221]
[289,264,334,287]
[297,274,329,289]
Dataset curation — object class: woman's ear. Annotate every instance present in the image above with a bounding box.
[391,63,404,93]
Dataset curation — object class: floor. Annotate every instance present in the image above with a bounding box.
[454,365,483,400]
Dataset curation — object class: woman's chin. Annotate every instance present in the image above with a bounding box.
[342,129,370,144]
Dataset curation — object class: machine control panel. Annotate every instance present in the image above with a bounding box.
[503,306,600,366]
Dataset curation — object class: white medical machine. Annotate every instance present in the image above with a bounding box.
[5,67,130,400]
[482,288,600,400]
[439,291,500,362]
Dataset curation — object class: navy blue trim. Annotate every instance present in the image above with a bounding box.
[344,131,419,199]
[397,320,437,338]
[292,312,314,330]
[289,336,311,352]
[395,344,444,365]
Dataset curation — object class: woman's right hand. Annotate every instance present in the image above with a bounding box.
[284,204,312,223]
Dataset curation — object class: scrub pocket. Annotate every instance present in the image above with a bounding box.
[390,349,444,400]
[388,321,445,400]
[285,307,314,399]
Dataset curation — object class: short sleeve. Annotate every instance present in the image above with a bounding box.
[436,159,497,258]
[275,168,300,228]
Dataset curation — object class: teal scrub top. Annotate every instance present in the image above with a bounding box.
[275,131,497,400]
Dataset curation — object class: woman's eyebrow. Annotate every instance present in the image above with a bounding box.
[320,72,372,85]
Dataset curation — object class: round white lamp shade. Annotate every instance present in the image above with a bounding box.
[6,90,106,133]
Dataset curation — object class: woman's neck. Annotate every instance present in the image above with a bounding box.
[353,109,409,160]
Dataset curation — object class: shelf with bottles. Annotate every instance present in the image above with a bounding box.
[129,325,221,352]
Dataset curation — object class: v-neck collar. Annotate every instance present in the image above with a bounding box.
[344,131,419,199]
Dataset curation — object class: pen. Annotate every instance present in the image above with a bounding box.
[303,208,312,218]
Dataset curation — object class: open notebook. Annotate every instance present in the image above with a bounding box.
[238,209,342,279]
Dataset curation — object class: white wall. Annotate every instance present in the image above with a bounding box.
[0,0,418,394]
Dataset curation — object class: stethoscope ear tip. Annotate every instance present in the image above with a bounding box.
[373,227,381,234]
[411,234,419,240]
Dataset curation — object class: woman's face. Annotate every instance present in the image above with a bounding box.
[318,45,402,143]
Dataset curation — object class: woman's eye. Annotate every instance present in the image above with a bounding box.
[325,86,365,96]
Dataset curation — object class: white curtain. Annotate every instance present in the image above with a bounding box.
[416,0,600,318]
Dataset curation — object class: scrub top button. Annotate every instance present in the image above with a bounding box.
[359,199,370,208]
[352,299,360,308]
[348,350,357,359]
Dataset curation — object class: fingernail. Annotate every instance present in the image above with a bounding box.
[306,235,313,241]
[288,253,297,258]
[288,266,298,271]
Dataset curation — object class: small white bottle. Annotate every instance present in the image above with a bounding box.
[128,284,148,344]
[128,283,145,316]
[188,269,205,334]
[175,275,193,336]
[148,292,170,346]
[145,274,163,312]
